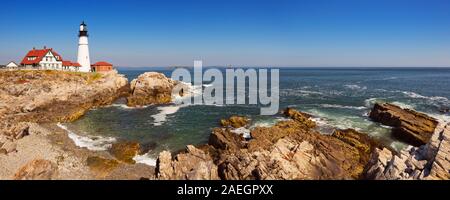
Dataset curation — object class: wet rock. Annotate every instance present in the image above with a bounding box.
[127,72,184,107]
[155,145,219,180]
[109,141,141,164]
[13,159,57,180]
[220,116,250,128]
[369,103,438,146]
[86,156,120,178]
[141,142,157,154]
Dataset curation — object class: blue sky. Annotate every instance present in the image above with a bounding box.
[1,0,449,67]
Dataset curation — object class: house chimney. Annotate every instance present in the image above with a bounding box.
[44,46,47,49]
[33,47,35,50]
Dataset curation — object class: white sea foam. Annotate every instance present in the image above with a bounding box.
[344,84,367,90]
[280,89,324,97]
[133,152,157,166]
[320,104,367,110]
[364,98,380,107]
[230,127,251,139]
[151,105,181,126]
[56,123,116,151]
[402,91,449,102]
[111,103,149,110]
[382,77,398,80]
[391,101,415,109]
[151,82,215,126]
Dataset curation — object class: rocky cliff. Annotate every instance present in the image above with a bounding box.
[0,70,129,124]
[0,70,132,179]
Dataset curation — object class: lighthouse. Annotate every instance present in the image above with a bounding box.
[77,21,91,72]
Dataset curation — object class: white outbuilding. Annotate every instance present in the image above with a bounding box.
[5,61,19,69]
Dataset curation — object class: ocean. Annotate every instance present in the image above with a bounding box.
[60,67,450,166]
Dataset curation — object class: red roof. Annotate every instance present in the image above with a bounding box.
[62,61,71,66]
[72,62,81,67]
[62,61,81,67]
[92,61,113,66]
[20,48,63,65]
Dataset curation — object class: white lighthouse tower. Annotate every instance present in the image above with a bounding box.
[77,21,91,72]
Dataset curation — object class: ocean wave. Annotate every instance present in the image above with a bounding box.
[401,91,449,102]
[391,101,415,109]
[344,84,367,90]
[382,77,398,80]
[56,123,116,151]
[364,98,381,107]
[133,152,157,166]
[280,89,324,97]
[110,103,149,110]
[428,113,450,123]
[320,104,367,110]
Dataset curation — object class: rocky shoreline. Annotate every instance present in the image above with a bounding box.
[0,70,448,180]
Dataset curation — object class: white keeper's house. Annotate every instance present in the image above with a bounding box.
[20,46,81,71]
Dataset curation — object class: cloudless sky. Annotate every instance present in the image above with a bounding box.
[1,0,449,67]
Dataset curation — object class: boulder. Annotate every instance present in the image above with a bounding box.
[127,72,184,107]
[155,145,219,180]
[220,116,249,128]
[13,159,57,180]
[109,141,141,164]
[369,103,438,146]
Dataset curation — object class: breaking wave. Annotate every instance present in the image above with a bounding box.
[57,123,116,151]
[133,152,157,166]
[344,84,367,90]
[151,83,214,126]
[401,91,449,102]
[320,104,367,110]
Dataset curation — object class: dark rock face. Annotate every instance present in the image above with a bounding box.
[369,103,438,146]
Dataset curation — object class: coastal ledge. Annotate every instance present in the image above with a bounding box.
[0,70,155,180]
[0,70,129,124]
[155,109,382,180]
[155,106,450,180]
